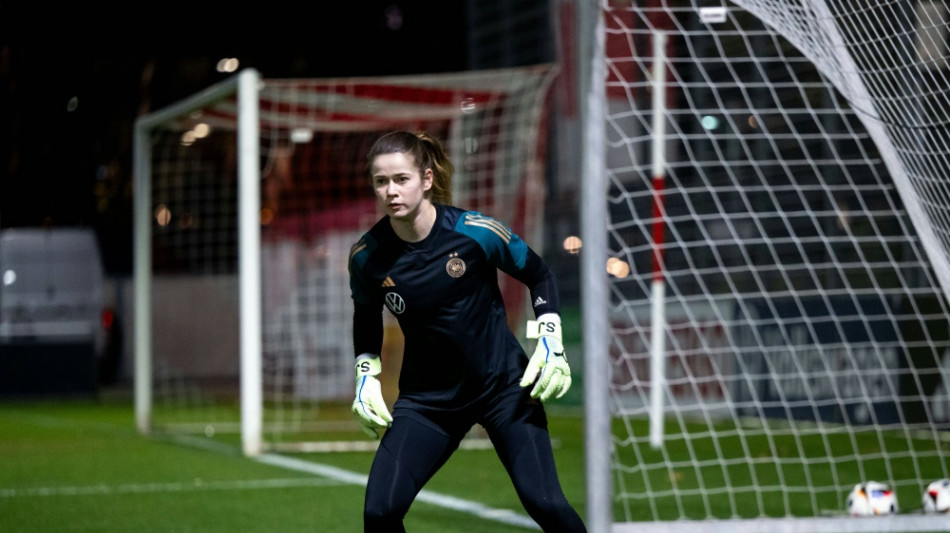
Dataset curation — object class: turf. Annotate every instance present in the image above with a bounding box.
[5,393,944,531]
[0,396,587,532]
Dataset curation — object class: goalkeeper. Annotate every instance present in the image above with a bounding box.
[348,130,586,532]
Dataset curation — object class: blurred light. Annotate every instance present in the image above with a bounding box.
[217,58,239,73]
[385,5,404,30]
[606,257,630,278]
[178,212,195,228]
[699,6,727,24]
[747,115,758,129]
[155,204,172,226]
[192,123,211,138]
[464,136,478,154]
[181,131,196,146]
[2,269,16,286]
[291,128,313,143]
[836,202,851,230]
[66,96,79,112]
[460,97,477,114]
[101,309,115,330]
[701,115,719,130]
[260,207,274,226]
[563,235,582,254]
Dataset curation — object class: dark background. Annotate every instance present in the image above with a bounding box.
[0,2,490,275]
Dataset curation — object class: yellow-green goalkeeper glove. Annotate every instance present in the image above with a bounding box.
[351,354,392,439]
[520,313,572,401]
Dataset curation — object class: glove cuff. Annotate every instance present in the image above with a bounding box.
[526,313,562,341]
[355,353,382,378]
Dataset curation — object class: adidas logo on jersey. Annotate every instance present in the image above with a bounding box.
[382,276,395,287]
[533,296,547,307]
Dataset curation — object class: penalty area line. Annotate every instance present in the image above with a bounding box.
[255,453,541,530]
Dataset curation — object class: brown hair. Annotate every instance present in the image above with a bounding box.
[367,130,454,205]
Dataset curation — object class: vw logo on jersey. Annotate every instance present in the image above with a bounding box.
[385,292,406,314]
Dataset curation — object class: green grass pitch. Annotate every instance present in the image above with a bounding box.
[3,394,946,531]
[0,396,586,532]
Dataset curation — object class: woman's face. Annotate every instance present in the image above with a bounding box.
[371,152,432,221]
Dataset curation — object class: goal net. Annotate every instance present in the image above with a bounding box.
[133,65,557,454]
[580,1,950,531]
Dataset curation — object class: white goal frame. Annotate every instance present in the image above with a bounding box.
[133,69,264,455]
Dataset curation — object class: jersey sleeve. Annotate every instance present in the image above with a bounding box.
[348,237,373,305]
[349,235,384,356]
[513,248,560,317]
[455,211,560,317]
[352,301,384,357]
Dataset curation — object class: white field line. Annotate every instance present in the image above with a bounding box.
[0,477,341,498]
[255,453,541,530]
[169,434,540,530]
[3,414,541,530]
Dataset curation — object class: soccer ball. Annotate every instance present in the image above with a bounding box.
[923,479,950,513]
[846,481,898,516]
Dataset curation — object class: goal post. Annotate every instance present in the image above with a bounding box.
[579,0,950,531]
[132,65,558,456]
[134,68,263,455]
[577,2,612,533]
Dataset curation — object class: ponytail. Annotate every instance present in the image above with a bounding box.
[415,132,453,205]
[367,130,454,205]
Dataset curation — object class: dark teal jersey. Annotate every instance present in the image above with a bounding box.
[348,204,559,411]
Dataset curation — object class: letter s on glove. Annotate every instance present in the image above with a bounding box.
[520,313,572,402]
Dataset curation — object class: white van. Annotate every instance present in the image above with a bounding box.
[0,227,110,395]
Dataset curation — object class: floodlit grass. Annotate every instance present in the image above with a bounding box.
[0,395,587,532]
[5,392,947,531]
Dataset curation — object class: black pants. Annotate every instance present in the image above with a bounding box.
[363,384,587,532]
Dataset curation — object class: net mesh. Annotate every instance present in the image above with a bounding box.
[599,0,950,524]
